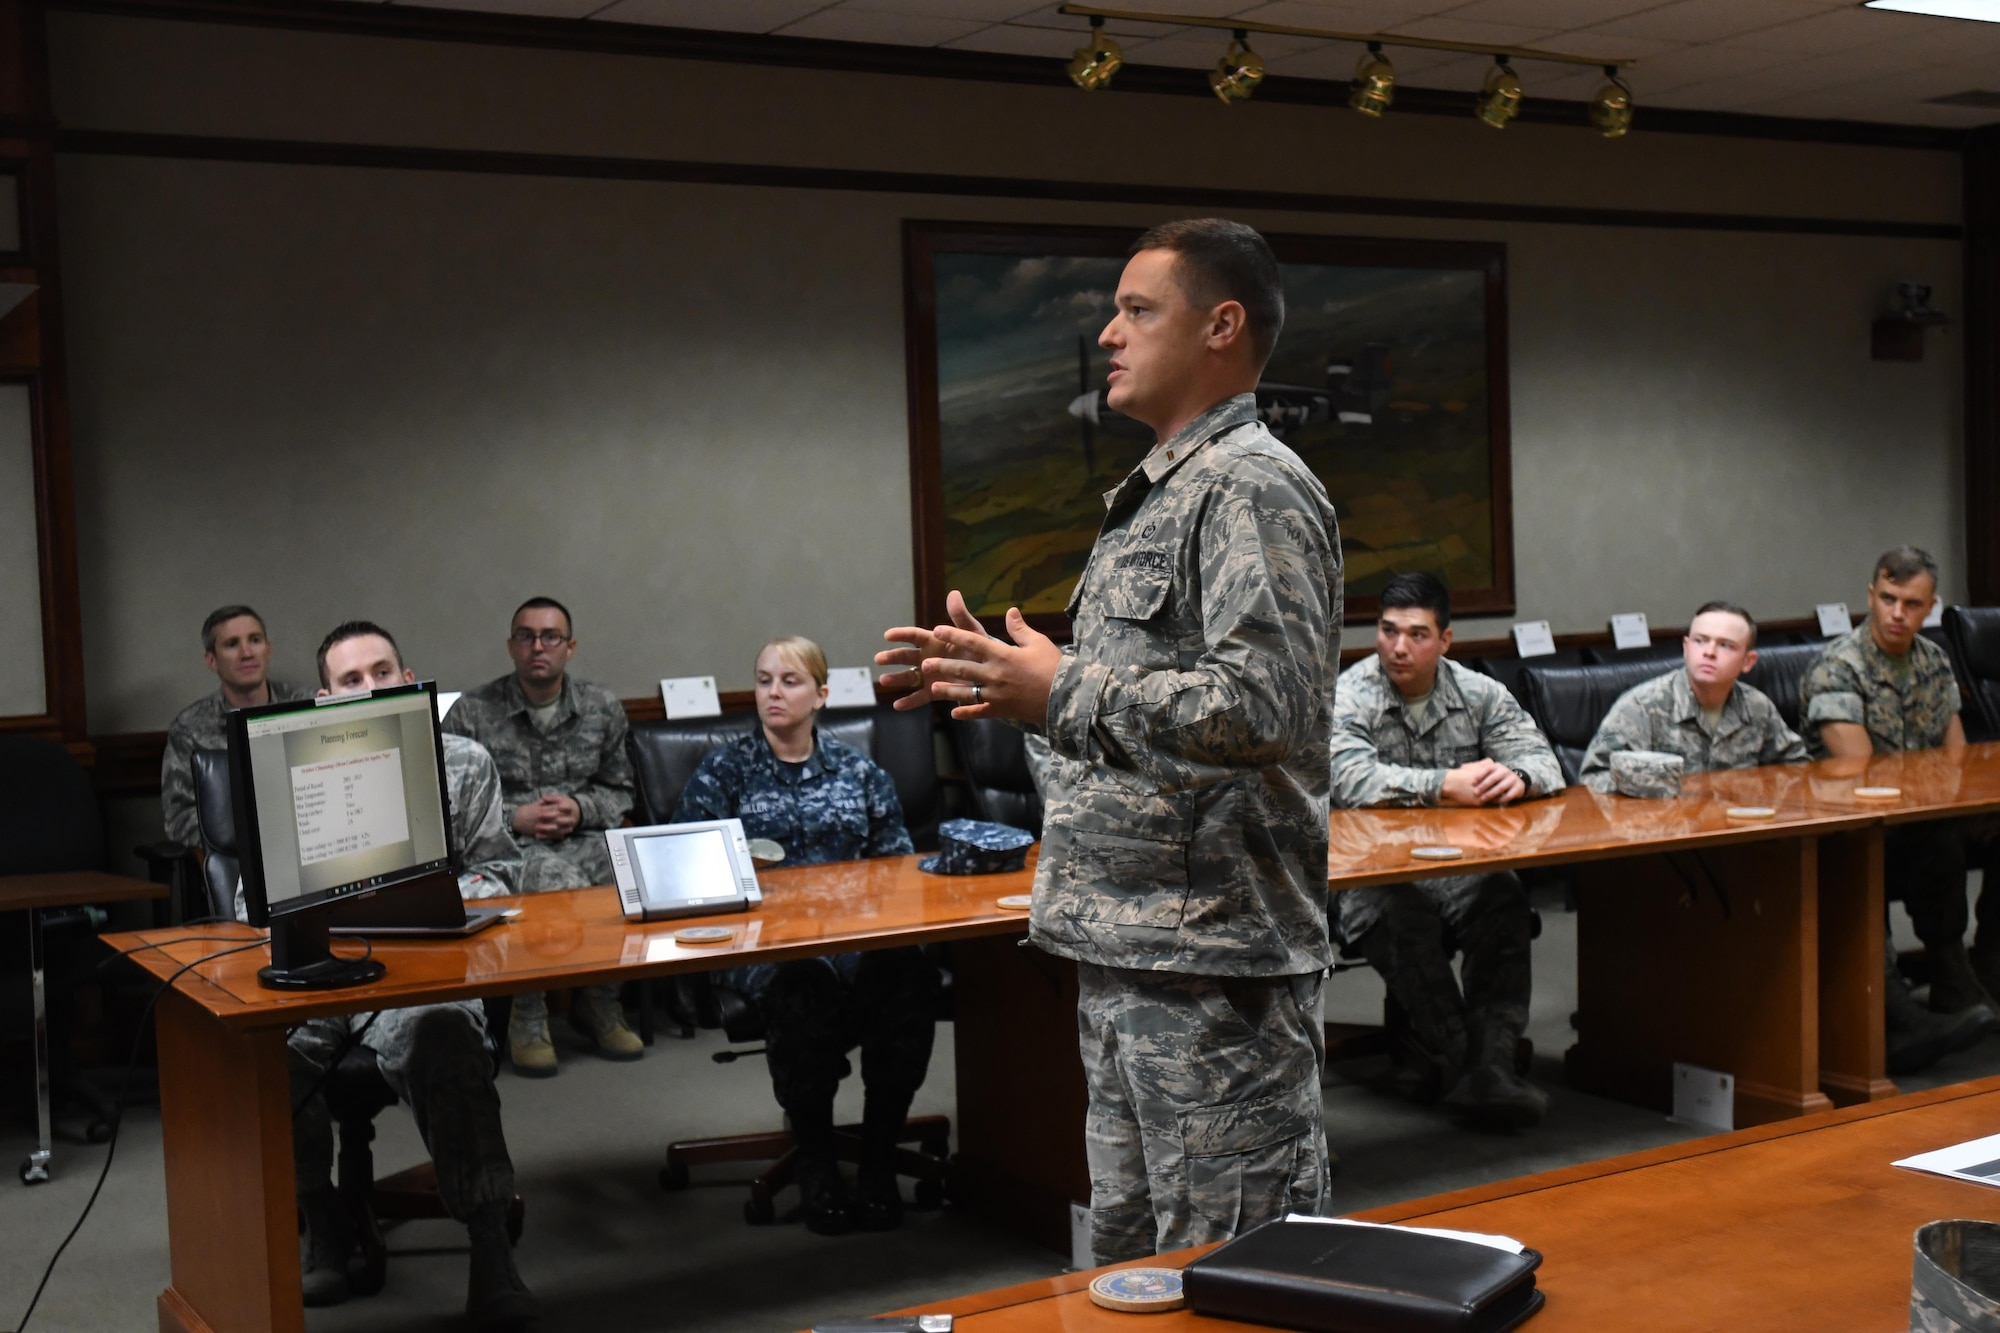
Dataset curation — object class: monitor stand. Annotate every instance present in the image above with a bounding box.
[260,904,388,991]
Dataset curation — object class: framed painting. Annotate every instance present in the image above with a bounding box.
[902,220,1513,634]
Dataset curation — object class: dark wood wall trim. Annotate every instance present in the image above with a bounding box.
[1969,126,2000,605]
[45,0,1968,153]
[55,128,1964,242]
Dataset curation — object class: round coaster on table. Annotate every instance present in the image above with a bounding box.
[672,926,737,947]
[747,838,786,864]
[1854,786,1903,800]
[1411,845,1464,862]
[1725,806,1777,820]
[1088,1268,1185,1313]
[995,894,1034,911]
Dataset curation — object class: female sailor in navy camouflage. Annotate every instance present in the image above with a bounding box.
[671,636,934,1235]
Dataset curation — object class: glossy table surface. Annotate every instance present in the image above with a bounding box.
[0,870,166,911]
[105,851,1038,1031]
[909,1076,2000,1333]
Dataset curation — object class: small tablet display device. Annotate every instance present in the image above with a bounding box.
[606,820,763,922]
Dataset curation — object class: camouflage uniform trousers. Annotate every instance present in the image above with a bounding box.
[1890,823,1971,954]
[512,833,623,1030]
[289,1001,516,1219]
[1336,872,1532,1071]
[1077,962,1330,1265]
[724,948,939,1114]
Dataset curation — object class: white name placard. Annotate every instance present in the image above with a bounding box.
[1511,620,1557,658]
[660,676,722,719]
[1924,600,1944,629]
[1671,1061,1735,1133]
[824,667,876,709]
[1816,602,1852,638]
[1609,612,1650,651]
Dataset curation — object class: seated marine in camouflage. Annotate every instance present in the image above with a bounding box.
[1330,573,1564,1129]
[446,596,640,1075]
[673,635,931,1238]
[274,622,536,1329]
[1799,547,1995,1069]
[1578,600,1806,793]
[161,604,312,849]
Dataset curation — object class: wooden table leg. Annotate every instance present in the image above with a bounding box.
[154,988,302,1333]
[1567,836,1834,1127]
[949,936,1086,1254]
[1818,827,1896,1106]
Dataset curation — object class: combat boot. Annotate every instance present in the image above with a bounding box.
[299,1186,356,1308]
[568,986,644,1061]
[853,1090,911,1232]
[508,1006,557,1079]
[465,1201,538,1330]
[1888,951,1993,1074]
[1442,1020,1547,1131]
[1926,938,2000,1019]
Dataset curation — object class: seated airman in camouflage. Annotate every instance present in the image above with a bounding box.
[1579,600,1805,793]
[161,604,312,849]
[1799,548,1996,1071]
[274,622,535,1328]
[446,596,639,1075]
[674,636,931,1239]
[1331,573,1564,1129]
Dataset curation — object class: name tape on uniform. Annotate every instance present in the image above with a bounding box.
[660,676,722,719]
[1512,620,1557,658]
[1609,612,1650,651]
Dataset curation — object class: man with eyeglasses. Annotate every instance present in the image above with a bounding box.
[446,597,639,1074]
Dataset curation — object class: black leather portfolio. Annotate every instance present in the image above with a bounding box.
[1182,1218,1544,1333]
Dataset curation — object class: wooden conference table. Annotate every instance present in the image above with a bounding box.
[913,1075,2000,1333]
[105,742,2000,1333]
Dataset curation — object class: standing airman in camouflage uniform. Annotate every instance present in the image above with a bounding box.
[1332,573,1563,1129]
[446,596,640,1073]
[161,604,311,849]
[1800,548,1997,1051]
[880,220,1340,1263]
[271,622,535,1328]
[674,636,931,1237]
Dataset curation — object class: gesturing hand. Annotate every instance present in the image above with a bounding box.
[877,590,1062,724]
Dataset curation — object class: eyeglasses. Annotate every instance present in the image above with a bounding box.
[510,629,571,649]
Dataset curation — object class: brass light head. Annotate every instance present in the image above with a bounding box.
[1474,56,1523,129]
[1209,31,1265,103]
[1068,17,1123,92]
[1590,66,1633,138]
[1349,42,1395,117]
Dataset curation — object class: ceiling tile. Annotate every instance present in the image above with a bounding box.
[1260,42,1371,77]
[943,22,1101,53]
[1721,5,1934,53]
[1232,0,1444,28]
[1608,42,1799,93]
[1584,0,1839,45]
[1528,30,1688,61]
[774,8,989,40]
[1437,0,1663,29]
[838,0,1047,18]
[1388,14,1559,45]
[411,0,607,13]
[591,0,830,30]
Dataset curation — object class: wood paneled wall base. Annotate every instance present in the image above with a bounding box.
[41,0,1969,152]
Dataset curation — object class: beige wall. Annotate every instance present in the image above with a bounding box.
[0,383,46,716]
[46,12,1966,734]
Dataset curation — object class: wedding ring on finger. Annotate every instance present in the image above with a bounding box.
[973,685,984,705]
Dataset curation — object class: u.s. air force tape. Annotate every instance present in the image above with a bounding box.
[1411,846,1464,861]
[673,926,736,947]
[1088,1268,1184,1312]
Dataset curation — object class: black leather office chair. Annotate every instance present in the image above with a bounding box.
[1520,658,1680,785]
[1582,641,1684,666]
[190,750,521,1294]
[1946,607,2000,743]
[948,717,1044,838]
[627,713,952,1225]
[1473,649,1586,709]
[1738,641,1824,737]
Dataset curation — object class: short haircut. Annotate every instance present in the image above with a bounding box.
[758,635,828,689]
[512,596,573,637]
[1691,600,1757,647]
[1130,218,1285,367]
[1873,545,1939,591]
[201,604,265,655]
[1377,572,1451,630]
[317,620,402,689]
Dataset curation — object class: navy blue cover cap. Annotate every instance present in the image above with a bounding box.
[918,819,1034,875]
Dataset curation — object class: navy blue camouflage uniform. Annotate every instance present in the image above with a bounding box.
[672,729,937,1118]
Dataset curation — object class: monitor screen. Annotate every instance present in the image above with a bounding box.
[629,827,738,902]
[236,685,454,917]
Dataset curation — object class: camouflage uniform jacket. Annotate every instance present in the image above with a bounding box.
[672,729,913,867]
[161,681,314,848]
[1801,623,1961,758]
[1329,655,1563,809]
[445,673,634,831]
[1030,393,1343,979]
[1580,669,1807,793]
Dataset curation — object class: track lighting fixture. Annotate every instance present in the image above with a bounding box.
[1067,16,1123,92]
[1589,66,1633,138]
[1208,30,1264,103]
[1474,55,1523,129]
[1349,42,1395,117]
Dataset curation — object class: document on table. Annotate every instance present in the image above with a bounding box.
[1894,1132,2000,1188]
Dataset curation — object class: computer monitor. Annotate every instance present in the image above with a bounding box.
[227,681,456,989]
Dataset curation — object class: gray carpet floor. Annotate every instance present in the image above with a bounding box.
[6,886,1999,1333]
